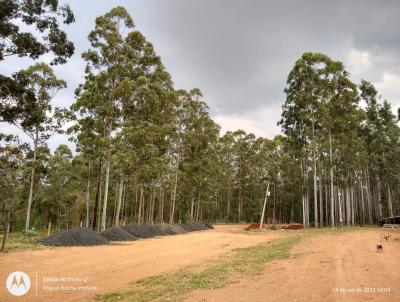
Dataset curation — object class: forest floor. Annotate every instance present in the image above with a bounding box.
[0,225,399,302]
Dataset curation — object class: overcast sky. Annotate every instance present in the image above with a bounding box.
[2,0,400,151]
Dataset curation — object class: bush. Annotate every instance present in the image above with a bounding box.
[22,227,39,242]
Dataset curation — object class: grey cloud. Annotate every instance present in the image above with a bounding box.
[2,0,399,143]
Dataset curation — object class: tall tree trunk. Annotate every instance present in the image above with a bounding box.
[273,183,276,223]
[329,127,335,228]
[300,159,306,227]
[101,122,112,231]
[1,210,10,252]
[226,179,231,222]
[238,156,242,222]
[92,158,102,230]
[159,186,164,223]
[150,185,155,224]
[360,179,365,225]
[112,182,118,224]
[137,186,143,225]
[351,184,355,226]
[346,185,351,226]
[25,127,39,231]
[365,169,373,224]
[195,192,201,221]
[131,185,137,220]
[190,197,194,220]
[377,178,382,218]
[338,188,343,225]
[121,182,127,224]
[312,120,318,227]
[319,171,323,227]
[169,165,178,223]
[114,174,124,227]
[85,159,91,228]
[387,183,394,217]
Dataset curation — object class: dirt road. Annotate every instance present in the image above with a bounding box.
[1,226,399,302]
[0,225,282,302]
[187,229,400,302]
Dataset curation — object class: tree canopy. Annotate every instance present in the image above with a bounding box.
[1,7,400,233]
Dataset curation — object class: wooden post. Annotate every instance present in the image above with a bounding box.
[47,222,51,236]
[259,183,270,229]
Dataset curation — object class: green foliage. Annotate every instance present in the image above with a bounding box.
[0,0,74,125]
[22,227,38,239]
[0,0,74,63]
[1,7,400,234]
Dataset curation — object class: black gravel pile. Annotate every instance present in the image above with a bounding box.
[180,222,207,231]
[155,223,187,235]
[101,227,139,241]
[122,224,155,238]
[202,222,214,229]
[179,223,195,231]
[39,227,109,247]
[169,224,188,234]
[141,224,169,236]
[195,222,210,230]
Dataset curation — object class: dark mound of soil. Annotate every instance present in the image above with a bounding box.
[39,227,109,247]
[202,222,214,229]
[179,223,195,231]
[154,223,187,235]
[168,224,188,234]
[101,227,139,241]
[195,222,210,230]
[122,224,155,238]
[180,222,208,231]
[141,224,169,236]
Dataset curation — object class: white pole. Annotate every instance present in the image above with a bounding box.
[259,183,270,229]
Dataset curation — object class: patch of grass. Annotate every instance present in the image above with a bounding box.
[0,231,45,252]
[97,236,303,302]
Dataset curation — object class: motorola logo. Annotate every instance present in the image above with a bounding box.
[6,271,31,296]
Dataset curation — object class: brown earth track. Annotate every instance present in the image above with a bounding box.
[0,225,282,302]
[1,227,399,302]
[186,229,400,302]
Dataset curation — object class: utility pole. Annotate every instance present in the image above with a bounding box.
[259,183,270,229]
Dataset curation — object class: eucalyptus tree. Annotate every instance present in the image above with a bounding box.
[360,80,400,218]
[178,89,220,221]
[1,63,66,230]
[70,74,109,230]
[80,7,134,231]
[215,132,236,221]
[73,6,176,229]
[0,0,74,125]
[280,52,361,227]
[40,144,73,226]
[0,134,24,250]
[280,52,331,227]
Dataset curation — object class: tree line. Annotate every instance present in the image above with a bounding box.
[1,4,399,233]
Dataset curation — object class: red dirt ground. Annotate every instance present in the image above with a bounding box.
[0,225,282,302]
[186,229,400,302]
[1,226,399,302]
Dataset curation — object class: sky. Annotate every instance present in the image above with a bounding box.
[2,0,400,151]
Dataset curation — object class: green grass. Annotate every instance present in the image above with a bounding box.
[97,235,303,302]
[0,231,44,252]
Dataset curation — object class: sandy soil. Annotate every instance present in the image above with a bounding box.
[186,229,400,302]
[0,225,282,302]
